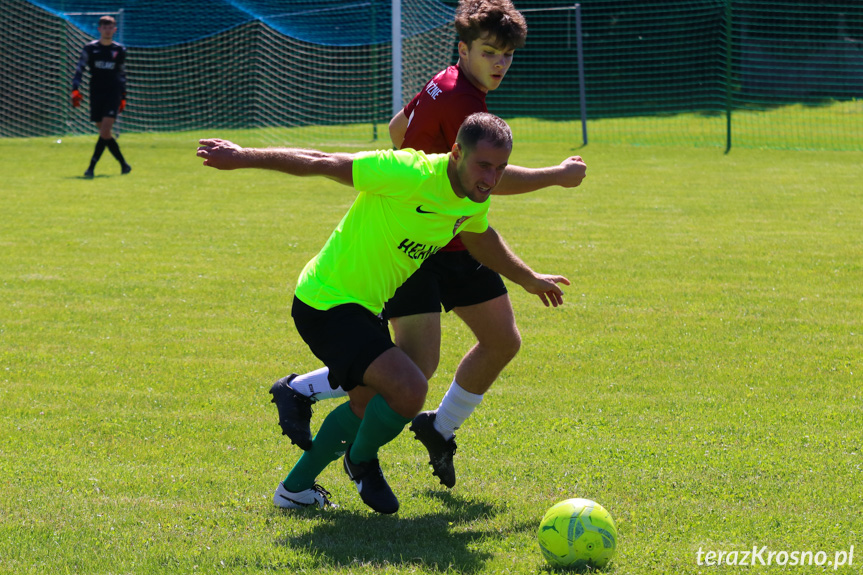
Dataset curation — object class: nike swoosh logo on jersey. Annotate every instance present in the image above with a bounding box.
[416,205,436,214]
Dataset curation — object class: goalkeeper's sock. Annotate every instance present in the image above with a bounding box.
[282,401,360,492]
[348,394,411,463]
[105,137,127,166]
[433,379,483,440]
[289,367,348,401]
[89,137,108,169]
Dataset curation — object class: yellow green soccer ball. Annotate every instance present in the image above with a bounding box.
[537,498,617,569]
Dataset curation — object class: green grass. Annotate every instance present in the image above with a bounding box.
[505,99,863,151]
[156,100,863,152]
[1,130,861,574]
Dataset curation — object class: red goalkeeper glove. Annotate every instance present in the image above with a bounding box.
[71,89,83,108]
[119,98,126,113]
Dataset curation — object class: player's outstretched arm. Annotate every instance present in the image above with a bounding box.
[493,156,587,196]
[197,138,355,186]
[460,227,570,307]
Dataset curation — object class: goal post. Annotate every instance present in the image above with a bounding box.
[514,4,588,145]
[63,9,124,44]
[392,0,402,116]
[392,1,591,147]
[1,0,860,151]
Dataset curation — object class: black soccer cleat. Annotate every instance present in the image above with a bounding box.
[121,163,132,175]
[269,374,314,451]
[410,411,457,488]
[343,447,399,514]
[83,168,95,179]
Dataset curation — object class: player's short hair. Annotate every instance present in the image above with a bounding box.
[456,112,513,152]
[98,15,116,27]
[455,0,528,50]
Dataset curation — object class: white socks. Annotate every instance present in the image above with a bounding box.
[286,371,484,437]
[288,367,348,401]
[433,380,483,440]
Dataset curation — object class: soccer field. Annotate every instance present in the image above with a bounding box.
[1,131,861,574]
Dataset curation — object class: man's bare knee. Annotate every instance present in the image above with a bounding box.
[375,375,426,418]
[477,325,521,363]
[395,337,438,379]
[503,328,522,360]
[410,351,439,380]
[363,347,429,418]
[391,313,441,380]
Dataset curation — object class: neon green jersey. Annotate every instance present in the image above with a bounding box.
[295,149,490,313]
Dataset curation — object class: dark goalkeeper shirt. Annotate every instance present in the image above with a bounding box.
[72,40,127,96]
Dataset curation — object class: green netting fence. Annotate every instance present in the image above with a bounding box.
[1,0,860,150]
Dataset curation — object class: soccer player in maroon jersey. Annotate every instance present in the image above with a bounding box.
[270,0,587,492]
[200,113,569,513]
[71,15,131,178]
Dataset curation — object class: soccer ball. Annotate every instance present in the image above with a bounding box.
[537,498,618,570]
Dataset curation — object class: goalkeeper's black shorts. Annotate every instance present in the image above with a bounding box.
[89,90,122,122]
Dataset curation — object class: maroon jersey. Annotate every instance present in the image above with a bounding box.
[401,65,487,250]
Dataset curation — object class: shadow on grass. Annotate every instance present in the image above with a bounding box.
[274,490,501,573]
[539,561,618,574]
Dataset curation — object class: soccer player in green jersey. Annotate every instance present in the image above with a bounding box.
[197,113,569,514]
[270,0,585,491]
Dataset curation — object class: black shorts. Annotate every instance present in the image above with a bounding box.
[384,250,508,319]
[291,296,395,392]
[89,91,121,122]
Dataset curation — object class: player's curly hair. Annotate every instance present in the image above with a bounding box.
[455,0,528,50]
[456,112,513,151]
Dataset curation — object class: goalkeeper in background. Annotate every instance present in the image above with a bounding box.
[71,15,131,178]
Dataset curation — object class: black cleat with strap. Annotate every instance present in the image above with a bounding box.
[269,374,314,451]
[410,411,457,488]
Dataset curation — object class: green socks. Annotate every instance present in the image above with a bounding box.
[283,401,360,492]
[282,395,412,492]
[349,394,412,463]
